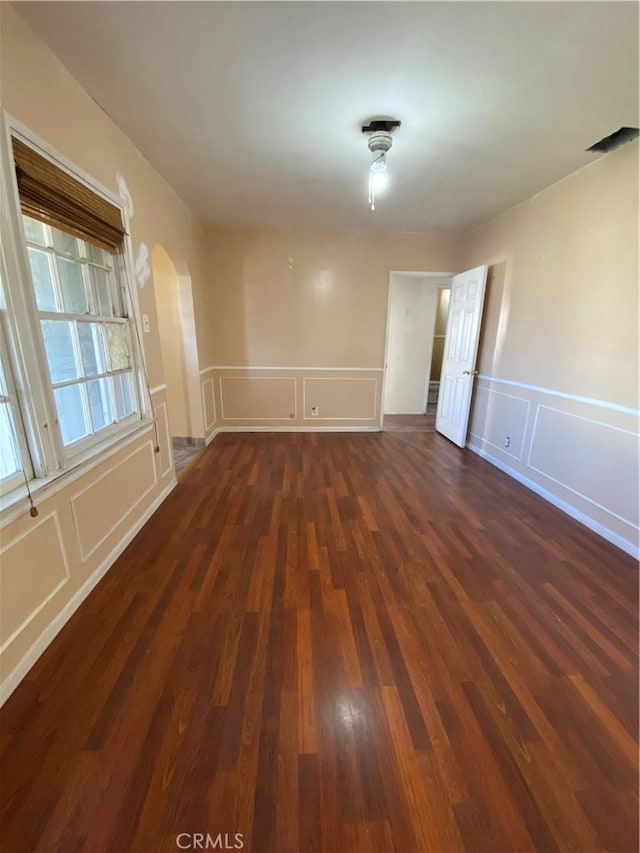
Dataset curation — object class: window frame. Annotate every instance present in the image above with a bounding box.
[24,217,142,454]
[0,111,152,512]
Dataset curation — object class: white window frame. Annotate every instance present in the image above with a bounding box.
[0,111,153,517]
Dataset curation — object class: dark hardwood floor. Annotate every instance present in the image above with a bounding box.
[1,431,638,852]
[383,414,436,432]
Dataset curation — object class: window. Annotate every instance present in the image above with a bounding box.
[0,119,148,505]
[23,216,138,448]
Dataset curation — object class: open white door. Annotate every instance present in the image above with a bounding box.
[435,265,488,447]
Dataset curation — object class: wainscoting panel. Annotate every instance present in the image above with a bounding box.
[467,375,639,557]
[0,512,70,652]
[527,405,639,526]
[202,378,216,431]
[219,376,297,421]
[303,376,377,421]
[154,400,174,479]
[71,441,158,562]
[201,367,383,431]
[469,386,530,461]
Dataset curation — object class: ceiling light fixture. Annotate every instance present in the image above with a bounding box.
[362,118,401,211]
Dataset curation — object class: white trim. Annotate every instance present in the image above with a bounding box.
[149,383,167,396]
[380,271,454,430]
[302,376,378,421]
[388,270,458,278]
[200,365,384,375]
[524,404,639,530]
[154,401,174,479]
[205,427,220,445]
[0,478,177,707]
[0,511,71,654]
[70,440,158,562]
[201,377,217,431]
[476,374,639,417]
[467,439,639,559]
[211,425,380,434]
[219,375,297,421]
[469,385,531,461]
[0,422,154,529]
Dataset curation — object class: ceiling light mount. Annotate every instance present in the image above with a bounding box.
[362,118,401,211]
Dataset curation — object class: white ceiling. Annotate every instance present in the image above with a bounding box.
[14,1,639,233]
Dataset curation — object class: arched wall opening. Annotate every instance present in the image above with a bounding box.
[151,244,201,441]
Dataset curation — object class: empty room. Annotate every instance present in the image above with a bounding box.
[0,2,638,852]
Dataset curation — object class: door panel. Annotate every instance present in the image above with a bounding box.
[435,265,488,447]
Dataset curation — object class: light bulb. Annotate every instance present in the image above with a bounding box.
[370,169,388,192]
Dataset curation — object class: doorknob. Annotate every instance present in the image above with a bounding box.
[462,369,479,376]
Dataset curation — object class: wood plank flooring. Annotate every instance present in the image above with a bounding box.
[383,414,436,432]
[1,431,638,852]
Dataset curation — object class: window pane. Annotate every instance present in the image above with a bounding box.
[41,320,80,383]
[114,372,135,419]
[23,217,48,246]
[77,322,106,377]
[54,384,88,445]
[87,378,114,432]
[0,403,21,481]
[0,355,8,397]
[87,243,109,266]
[27,247,58,311]
[105,324,131,371]
[57,257,88,314]
[89,266,118,317]
[52,228,79,257]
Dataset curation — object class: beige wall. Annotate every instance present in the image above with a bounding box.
[463,141,639,555]
[201,227,461,435]
[205,227,460,368]
[0,6,207,701]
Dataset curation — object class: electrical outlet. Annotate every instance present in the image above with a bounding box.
[142,314,150,333]
[505,436,511,448]
[311,405,319,416]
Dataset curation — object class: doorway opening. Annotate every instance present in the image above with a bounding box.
[427,287,450,414]
[381,271,452,432]
[151,244,202,475]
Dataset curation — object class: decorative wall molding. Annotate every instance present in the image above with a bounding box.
[469,373,639,556]
[0,423,155,531]
[201,377,217,431]
[467,439,638,559]
[469,385,530,462]
[70,441,158,562]
[219,375,297,421]
[0,479,177,707]
[477,374,639,417]
[525,404,639,528]
[200,364,384,375]
[149,383,168,396]
[0,511,71,654]
[302,376,378,421]
[154,401,174,479]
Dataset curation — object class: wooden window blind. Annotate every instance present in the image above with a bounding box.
[12,139,127,252]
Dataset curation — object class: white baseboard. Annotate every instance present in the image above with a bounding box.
[0,479,177,706]
[207,425,380,437]
[205,427,219,445]
[467,439,639,559]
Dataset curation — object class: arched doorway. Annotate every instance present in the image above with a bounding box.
[151,245,190,439]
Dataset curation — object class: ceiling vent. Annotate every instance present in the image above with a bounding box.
[586,127,639,153]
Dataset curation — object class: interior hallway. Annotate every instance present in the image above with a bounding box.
[1,431,637,852]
